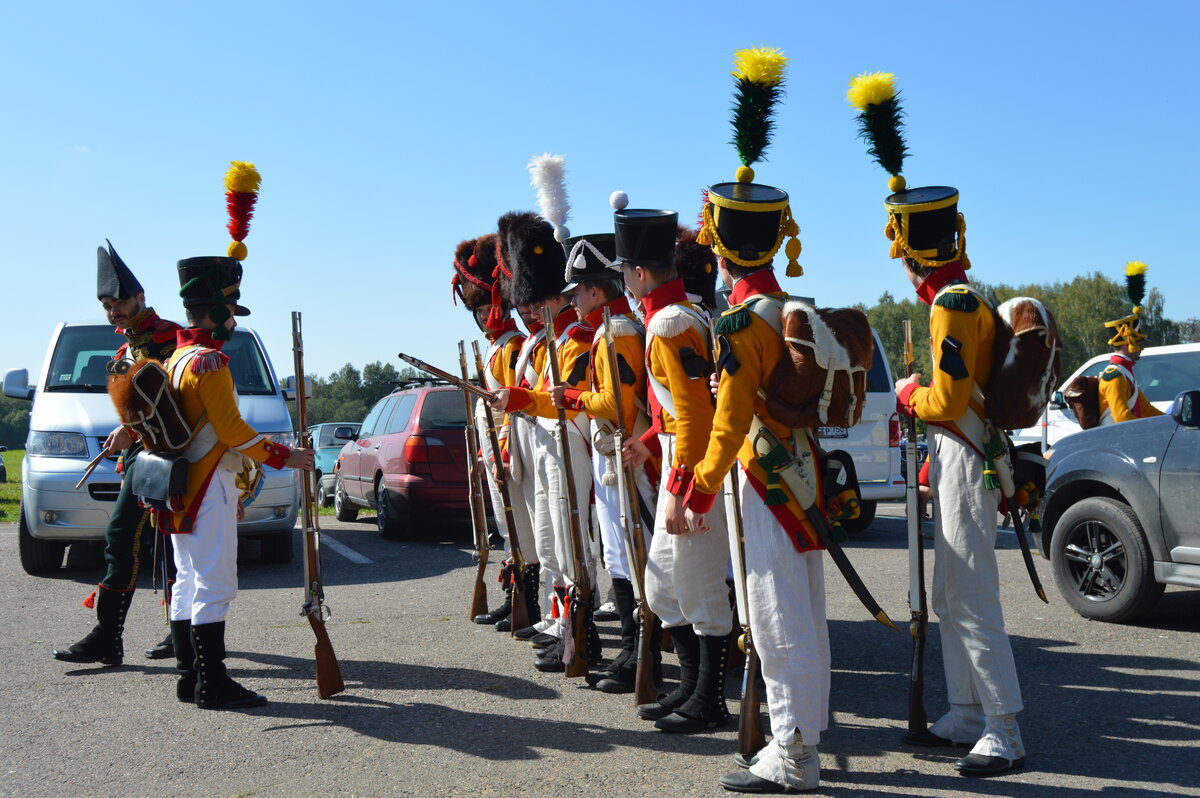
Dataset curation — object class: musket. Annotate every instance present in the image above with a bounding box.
[542,305,592,677]
[603,307,658,706]
[902,319,928,736]
[709,318,766,757]
[459,342,490,621]
[472,340,531,634]
[292,312,345,699]
[397,352,496,402]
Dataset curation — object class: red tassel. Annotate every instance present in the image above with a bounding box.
[485,265,506,331]
[550,595,560,619]
[82,590,97,609]
[225,191,257,241]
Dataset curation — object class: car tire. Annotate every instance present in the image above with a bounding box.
[259,529,295,564]
[1050,496,1164,623]
[317,482,330,508]
[376,480,405,540]
[334,477,358,522]
[18,508,65,575]
[840,499,877,533]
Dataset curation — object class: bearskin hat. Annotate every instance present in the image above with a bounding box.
[497,211,566,308]
[451,235,502,312]
[676,226,718,311]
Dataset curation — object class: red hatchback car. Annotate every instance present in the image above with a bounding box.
[332,382,471,537]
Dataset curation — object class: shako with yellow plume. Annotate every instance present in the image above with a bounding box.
[847,72,968,269]
[176,161,261,339]
[1105,261,1150,351]
[697,46,803,277]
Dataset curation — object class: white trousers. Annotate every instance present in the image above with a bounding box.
[644,434,733,637]
[533,418,593,592]
[929,429,1023,717]
[474,402,537,562]
[590,440,654,581]
[170,469,238,625]
[740,475,830,747]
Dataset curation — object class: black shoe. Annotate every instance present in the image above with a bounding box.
[513,625,540,640]
[955,754,1025,777]
[718,770,793,793]
[52,626,122,666]
[529,632,558,649]
[473,596,511,625]
[145,632,174,660]
[596,671,636,694]
[192,622,268,710]
[654,709,728,733]
[901,729,969,748]
[494,617,512,632]
[734,753,759,769]
[533,641,565,673]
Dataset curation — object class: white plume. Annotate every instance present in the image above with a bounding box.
[527,153,571,232]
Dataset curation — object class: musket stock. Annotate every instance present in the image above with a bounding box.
[397,352,496,401]
[460,342,491,621]
[543,306,592,677]
[902,319,927,734]
[472,341,530,634]
[292,312,345,699]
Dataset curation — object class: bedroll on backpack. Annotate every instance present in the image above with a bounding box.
[765,302,874,429]
[985,297,1062,431]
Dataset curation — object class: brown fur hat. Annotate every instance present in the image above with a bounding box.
[452,237,488,311]
[497,211,567,307]
[675,225,718,311]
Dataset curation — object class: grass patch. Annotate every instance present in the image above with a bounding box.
[0,449,23,523]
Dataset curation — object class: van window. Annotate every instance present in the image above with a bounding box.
[419,390,468,429]
[1140,351,1200,403]
[45,326,125,392]
[866,345,891,393]
[359,396,396,438]
[223,331,277,395]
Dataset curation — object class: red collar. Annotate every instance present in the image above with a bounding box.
[486,316,519,341]
[915,262,968,306]
[1109,353,1135,372]
[117,306,159,336]
[176,328,226,350]
[547,306,574,337]
[641,279,688,322]
[728,269,783,306]
[585,295,633,328]
[524,320,544,336]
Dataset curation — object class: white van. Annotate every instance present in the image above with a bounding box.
[815,329,905,531]
[1010,342,1200,452]
[4,322,299,574]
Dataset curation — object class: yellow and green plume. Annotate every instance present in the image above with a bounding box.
[847,71,909,189]
[1124,261,1148,308]
[730,46,788,175]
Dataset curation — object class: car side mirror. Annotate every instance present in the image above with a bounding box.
[1048,390,1066,411]
[3,368,33,400]
[333,426,358,442]
[1171,390,1200,429]
[281,375,314,401]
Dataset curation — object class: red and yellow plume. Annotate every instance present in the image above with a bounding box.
[224,161,261,260]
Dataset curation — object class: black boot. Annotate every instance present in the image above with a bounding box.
[171,619,195,703]
[145,631,175,660]
[522,563,541,628]
[637,624,700,720]
[474,564,513,626]
[191,622,268,709]
[655,632,731,733]
[533,638,565,673]
[52,587,132,666]
[596,578,639,693]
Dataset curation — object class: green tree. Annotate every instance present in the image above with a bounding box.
[0,396,31,449]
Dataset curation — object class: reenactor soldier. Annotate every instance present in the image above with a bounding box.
[613,196,734,733]
[849,72,1027,776]
[1099,262,1165,425]
[452,233,540,630]
[52,242,183,667]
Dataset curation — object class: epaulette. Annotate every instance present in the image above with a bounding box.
[714,303,752,335]
[567,323,594,343]
[1101,365,1123,381]
[189,348,231,373]
[934,284,980,312]
[606,314,643,338]
[647,304,699,339]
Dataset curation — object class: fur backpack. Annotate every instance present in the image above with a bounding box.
[1063,375,1101,430]
[987,297,1062,430]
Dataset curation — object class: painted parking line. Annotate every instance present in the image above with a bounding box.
[320,536,373,565]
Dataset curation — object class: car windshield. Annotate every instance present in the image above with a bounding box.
[419,389,468,429]
[1140,351,1200,403]
[43,325,275,395]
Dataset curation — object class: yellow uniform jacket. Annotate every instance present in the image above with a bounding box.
[1097,354,1164,424]
[560,296,646,432]
[160,329,291,533]
[502,307,589,425]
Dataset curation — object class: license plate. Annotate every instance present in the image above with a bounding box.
[818,426,848,438]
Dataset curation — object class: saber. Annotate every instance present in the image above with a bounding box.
[397,353,496,402]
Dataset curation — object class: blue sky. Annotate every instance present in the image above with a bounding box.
[2,1,1196,384]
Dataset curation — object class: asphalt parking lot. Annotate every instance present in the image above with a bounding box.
[2,504,1197,798]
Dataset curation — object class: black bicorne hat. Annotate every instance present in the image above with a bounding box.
[613,209,678,270]
[884,186,964,267]
[96,240,144,301]
[562,233,618,292]
[497,211,567,307]
[177,256,250,323]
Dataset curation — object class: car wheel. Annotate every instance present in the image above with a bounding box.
[1050,496,1164,623]
[376,480,404,540]
[259,529,295,563]
[334,476,358,522]
[840,499,877,533]
[317,482,330,508]
[18,508,65,575]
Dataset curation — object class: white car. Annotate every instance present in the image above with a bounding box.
[1010,342,1200,452]
[4,322,301,575]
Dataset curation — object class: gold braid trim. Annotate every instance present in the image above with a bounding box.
[886,211,971,270]
[699,201,803,275]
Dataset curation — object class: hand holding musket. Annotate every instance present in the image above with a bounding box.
[292,311,345,699]
[542,305,592,677]
[472,341,531,633]
[603,307,658,706]
[902,319,927,735]
[459,342,491,621]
